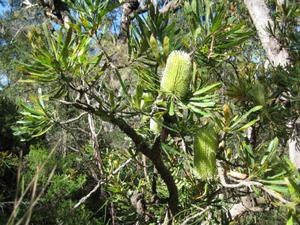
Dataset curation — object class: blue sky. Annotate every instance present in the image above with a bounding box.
[0,0,10,16]
[0,73,9,86]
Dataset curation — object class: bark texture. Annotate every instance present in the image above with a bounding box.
[119,0,140,41]
[244,0,290,67]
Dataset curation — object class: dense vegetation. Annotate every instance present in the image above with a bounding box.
[0,0,300,224]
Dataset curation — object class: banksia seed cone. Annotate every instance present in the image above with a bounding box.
[194,125,218,179]
[160,51,192,99]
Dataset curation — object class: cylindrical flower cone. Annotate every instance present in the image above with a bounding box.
[160,51,192,99]
[194,125,218,179]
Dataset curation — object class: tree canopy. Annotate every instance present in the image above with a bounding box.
[0,0,300,224]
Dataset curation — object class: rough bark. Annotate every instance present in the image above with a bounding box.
[119,0,180,41]
[119,0,140,41]
[38,0,69,23]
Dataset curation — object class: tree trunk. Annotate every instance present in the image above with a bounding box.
[244,0,290,67]
[119,0,140,41]
[244,0,300,170]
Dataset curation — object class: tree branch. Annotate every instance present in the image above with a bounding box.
[74,158,133,209]
[68,99,179,215]
[218,161,291,219]
[159,0,180,14]
[59,112,87,125]
[109,116,179,215]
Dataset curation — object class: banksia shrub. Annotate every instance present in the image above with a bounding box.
[194,125,218,179]
[160,51,192,99]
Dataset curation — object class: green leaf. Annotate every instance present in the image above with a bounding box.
[32,124,54,138]
[237,119,259,131]
[193,83,221,96]
[61,28,73,59]
[261,138,279,166]
[286,178,300,201]
[189,101,216,108]
[133,85,143,109]
[286,216,294,225]
[249,81,266,106]
[264,185,289,195]
[190,94,218,101]
[211,7,225,33]
[231,105,263,129]
[20,102,44,116]
[189,105,211,116]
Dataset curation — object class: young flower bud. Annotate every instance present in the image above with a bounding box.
[223,104,231,127]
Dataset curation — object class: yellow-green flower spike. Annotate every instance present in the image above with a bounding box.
[160,51,192,99]
[194,125,218,179]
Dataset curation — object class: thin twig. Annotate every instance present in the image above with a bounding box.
[10,26,24,44]
[217,161,262,188]
[19,167,56,225]
[182,207,210,225]
[6,140,61,225]
[85,93,104,175]
[73,181,101,209]
[59,112,88,124]
[217,161,291,204]
[74,158,133,208]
